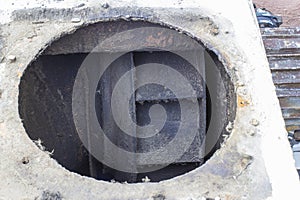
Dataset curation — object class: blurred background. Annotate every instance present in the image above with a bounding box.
[253,0,300,27]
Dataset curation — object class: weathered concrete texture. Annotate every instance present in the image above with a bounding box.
[0,0,299,200]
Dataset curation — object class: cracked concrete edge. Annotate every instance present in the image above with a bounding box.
[0,0,299,199]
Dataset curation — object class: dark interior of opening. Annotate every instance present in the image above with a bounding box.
[18,21,235,183]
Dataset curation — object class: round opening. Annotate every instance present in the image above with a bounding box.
[19,20,235,183]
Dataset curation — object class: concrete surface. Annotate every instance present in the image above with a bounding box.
[0,0,299,199]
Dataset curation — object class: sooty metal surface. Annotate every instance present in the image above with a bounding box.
[19,21,208,183]
[19,52,206,183]
[262,28,300,132]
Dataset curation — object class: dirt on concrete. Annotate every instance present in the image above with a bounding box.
[253,0,300,27]
[0,0,299,199]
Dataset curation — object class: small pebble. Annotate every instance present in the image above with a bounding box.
[22,157,29,164]
[250,119,259,126]
[32,21,44,24]
[101,2,109,9]
[249,130,256,136]
[0,119,4,123]
[77,3,85,8]
[7,55,16,62]
[71,18,81,23]
[152,194,165,200]
[211,28,219,36]
[237,81,245,87]
[226,122,233,132]
[26,32,37,39]
[142,176,151,183]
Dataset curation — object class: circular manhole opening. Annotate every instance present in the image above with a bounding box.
[19,20,235,183]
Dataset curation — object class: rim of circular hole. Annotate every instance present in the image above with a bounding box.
[18,19,236,184]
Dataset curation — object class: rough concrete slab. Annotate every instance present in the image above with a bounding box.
[0,0,299,199]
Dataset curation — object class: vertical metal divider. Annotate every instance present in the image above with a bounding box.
[100,52,138,182]
[130,52,138,182]
[198,49,206,164]
[84,61,98,178]
[175,48,206,163]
